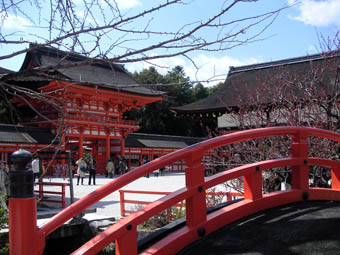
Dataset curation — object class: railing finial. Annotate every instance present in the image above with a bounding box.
[10,148,34,198]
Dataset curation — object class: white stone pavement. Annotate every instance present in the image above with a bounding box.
[37,172,187,226]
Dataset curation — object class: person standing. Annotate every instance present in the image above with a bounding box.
[143,156,150,178]
[114,155,121,175]
[0,161,7,195]
[106,158,114,178]
[32,155,40,182]
[54,160,62,178]
[88,159,97,185]
[3,163,9,196]
[0,162,9,196]
[119,157,128,175]
[76,158,87,185]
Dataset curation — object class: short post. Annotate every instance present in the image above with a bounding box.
[39,182,43,201]
[120,190,125,217]
[243,166,262,201]
[291,133,309,190]
[331,165,340,190]
[61,184,66,208]
[226,192,232,202]
[9,149,40,255]
[184,152,206,228]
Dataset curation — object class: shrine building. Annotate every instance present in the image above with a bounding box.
[0,45,166,172]
[172,51,340,132]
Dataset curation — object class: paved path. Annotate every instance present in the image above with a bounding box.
[37,173,186,226]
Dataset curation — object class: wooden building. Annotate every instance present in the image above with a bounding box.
[0,124,55,164]
[124,133,204,171]
[172,51,340,131]
[0,123,204,174]
[0,45,165,173]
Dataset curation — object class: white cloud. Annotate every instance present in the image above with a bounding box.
[307,44,317,53]
[287,0,297,6]
[184,54,258,86]
[75,10,96,24]
[2,15,30,29]
[114,0,142,9]
[127,54,259,87]
[290,0,340,27]
[73,0,142,10]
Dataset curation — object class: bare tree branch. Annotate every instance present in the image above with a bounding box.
[0,0,286,69]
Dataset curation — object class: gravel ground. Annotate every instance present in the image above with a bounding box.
[37,172,186,225]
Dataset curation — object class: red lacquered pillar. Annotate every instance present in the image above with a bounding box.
[291,133,309,191]
[9,149,40,255]
[184,151,206,228]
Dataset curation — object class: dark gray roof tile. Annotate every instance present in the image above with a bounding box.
[0,131,37,143]
[16,44,164,97]
[0,124,55,144]
[125,133,204,148]
[137,139,187,149]
[173,51,340,114]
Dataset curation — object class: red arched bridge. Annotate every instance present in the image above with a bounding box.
[9,127,340,254]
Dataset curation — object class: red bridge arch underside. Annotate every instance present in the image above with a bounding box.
[35,127,340,254]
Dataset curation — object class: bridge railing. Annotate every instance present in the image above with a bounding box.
[119,189,243,217]
[9,127,340,254]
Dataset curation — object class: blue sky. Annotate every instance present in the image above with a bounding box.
[0,0,339,86]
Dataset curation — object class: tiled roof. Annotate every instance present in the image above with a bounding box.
[0,124,56,144]
[137,139,187,149]
[173,51,340,114]
[0,67,13,79]
[7,44,164,97]
[0,67,12,74]
[125,133,204,148]
[0,131,37,143]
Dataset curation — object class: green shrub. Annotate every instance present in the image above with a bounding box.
[0,196,8,255]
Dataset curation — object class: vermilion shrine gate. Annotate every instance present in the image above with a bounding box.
[1,45,164,172]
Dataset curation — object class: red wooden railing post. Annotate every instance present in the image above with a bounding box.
[62,184,66,208]
[291,132,309,190]
[115,225,137,255]
[244,166,262,201]
[39,182,43,201]
[226,192,232,202]
[331,165,340,190]
[184,151,206,228]
[9,149,41,255]
[120,190,126,217]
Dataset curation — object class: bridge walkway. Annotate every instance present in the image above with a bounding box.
[179,200,340,255]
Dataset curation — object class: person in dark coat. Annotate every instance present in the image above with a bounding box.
[119,157,129,175]
[114,155,121,175]
[143,156,150,178]
[88,159,97,185]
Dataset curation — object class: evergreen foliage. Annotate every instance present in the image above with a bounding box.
[127,66,219,137]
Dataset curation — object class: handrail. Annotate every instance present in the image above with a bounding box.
[34,182,67,208]
[13,126,340,254]
[119,189,243,217]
